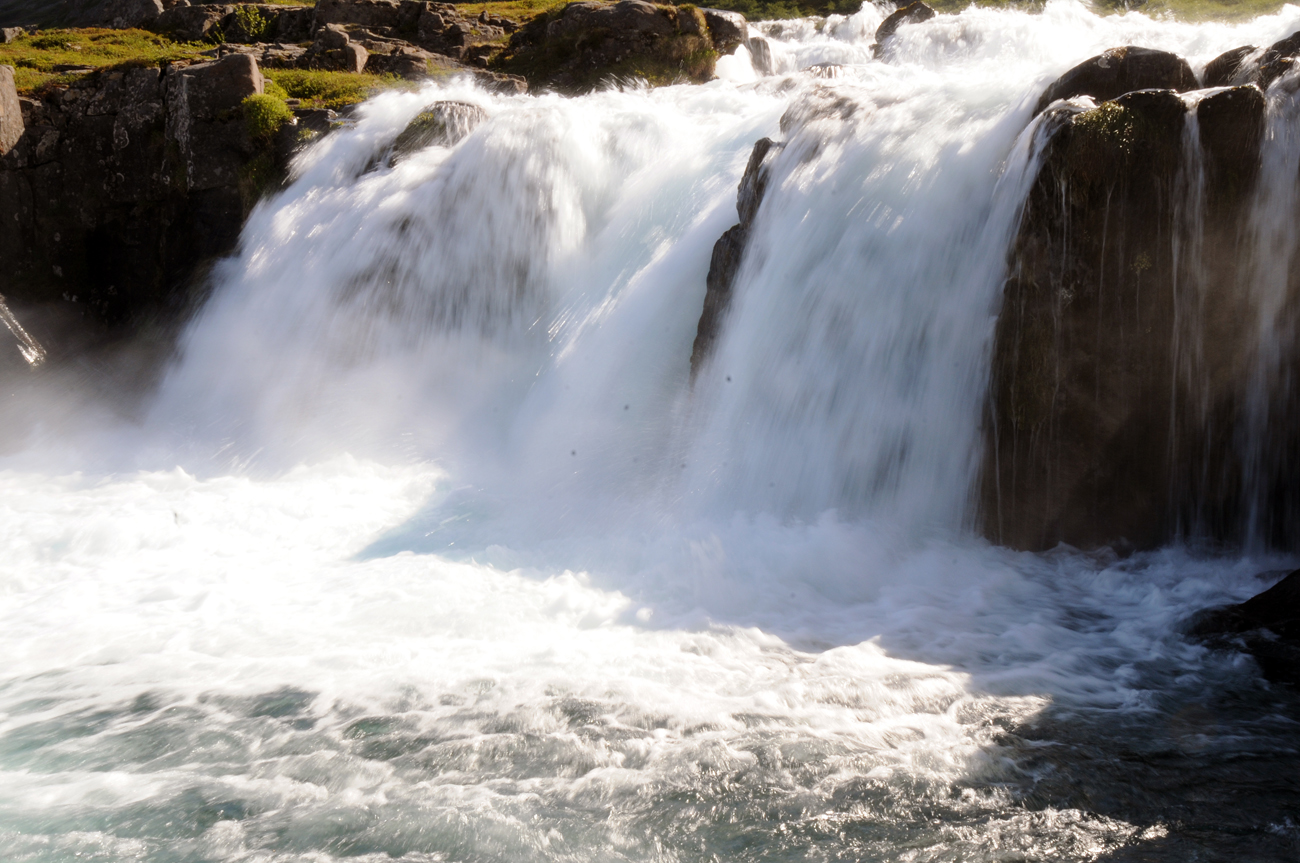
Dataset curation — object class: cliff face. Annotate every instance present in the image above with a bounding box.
[0,54,291,327]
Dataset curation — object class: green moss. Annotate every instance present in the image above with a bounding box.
[263,77,289,101]
[238,149,280,211]
[243,92,293,140]
[263,68,411,109]
[0,28,209,95]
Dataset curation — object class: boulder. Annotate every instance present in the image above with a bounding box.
[747,35,772,75]
[166,53,263,192]
[982,86,1267,550]
[1,28,24,43]
[1203,45,1256,87]
[0,65,22,157]
[498,0,725,94]
[691,136,783,377]
[701,8,746,55]
[1190,570,1300,686]
[1033,46,1197,117]
[389,100,488,162]
[152,4,234,42]
[343,42,369,74]
[873,1,933,57]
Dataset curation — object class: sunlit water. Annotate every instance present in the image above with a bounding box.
[3,2,1300,860]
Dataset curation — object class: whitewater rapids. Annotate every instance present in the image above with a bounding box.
[2,2,1300,860]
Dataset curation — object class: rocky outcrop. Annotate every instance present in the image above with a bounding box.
[0,54,306,326]
[982,82,1267,551]
[152,4,314,44]
[1033,47,1197,116]
[1203,31,1300,90]
[873,1,933,58]
[691,136,782,377]
[389,100,487,162]
[1190,570,1300,686]
[498,0,743,94]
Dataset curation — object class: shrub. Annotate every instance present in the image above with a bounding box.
[243,92,294,140]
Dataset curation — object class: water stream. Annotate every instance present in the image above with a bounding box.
[3,2,1300,860]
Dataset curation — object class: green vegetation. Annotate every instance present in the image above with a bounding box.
[232,5,278,42]
[0,28,208,94]
[263,68,415,110]
[243,92,294,139]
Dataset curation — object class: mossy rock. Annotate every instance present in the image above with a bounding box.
[390,101,489,161]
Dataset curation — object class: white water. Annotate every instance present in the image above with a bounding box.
[4,2,1300,860]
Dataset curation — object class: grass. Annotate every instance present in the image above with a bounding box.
[0,28,209,94]
[262,68,417,109]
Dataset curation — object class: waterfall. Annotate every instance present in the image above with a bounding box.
[4,3,1300,861]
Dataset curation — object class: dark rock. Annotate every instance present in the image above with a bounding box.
[873,1,934,57]
[690,136,782,377]
[1033,46,1197,117]
[0,52,318,330]
[0,65,21,157]
[701,8,746,55]
[389,101,487,162]
[498,0,726,94]
[1203,45,1256,87]
[747,35,772,75]
[1190,570,1300,686]
[1196,85,1265,212]
[982,87,1265,550]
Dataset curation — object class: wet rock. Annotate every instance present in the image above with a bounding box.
[389,101,487,162]
[1196,85,1265,212]
[982,87,1264,550]
[701,8,747,55]
[690,136,783,377]
[1190,570,1300,686]
[873,1,934,57]
[1203,45,1256,87]
[1033,46,1197,116]
[747,35,772,75]
[499,0,726,94]
[0,65,22,157]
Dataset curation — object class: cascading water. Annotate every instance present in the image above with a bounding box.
[4,2,1300,861]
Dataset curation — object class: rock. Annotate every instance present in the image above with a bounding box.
[1203,45,1256,87]
[0,65,22,157]
[344,42,369,74]
[1190,570,1300,686]
[151,4,234,42]
[318,22,351,50]
[0,54,311,328]
[1033,46,1198,117]
[1,28,24,43]
[690,137,783,377]
[873,1,934,56]
[747,35,772,75]
[499,0,724,94]
[92,0,164,28]
[1196,85,1266,212]
[389,101,487,162]
[315,0,403,29]
[701,8,746,55]
[982,87,1265,550]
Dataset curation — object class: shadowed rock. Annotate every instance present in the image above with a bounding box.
[690,136,782,378]
[983,84,1267,551]
[1203,45,1257,87]
[873,1,934,57]
[1033,46,1197,116]
[1190,570,1300,686]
